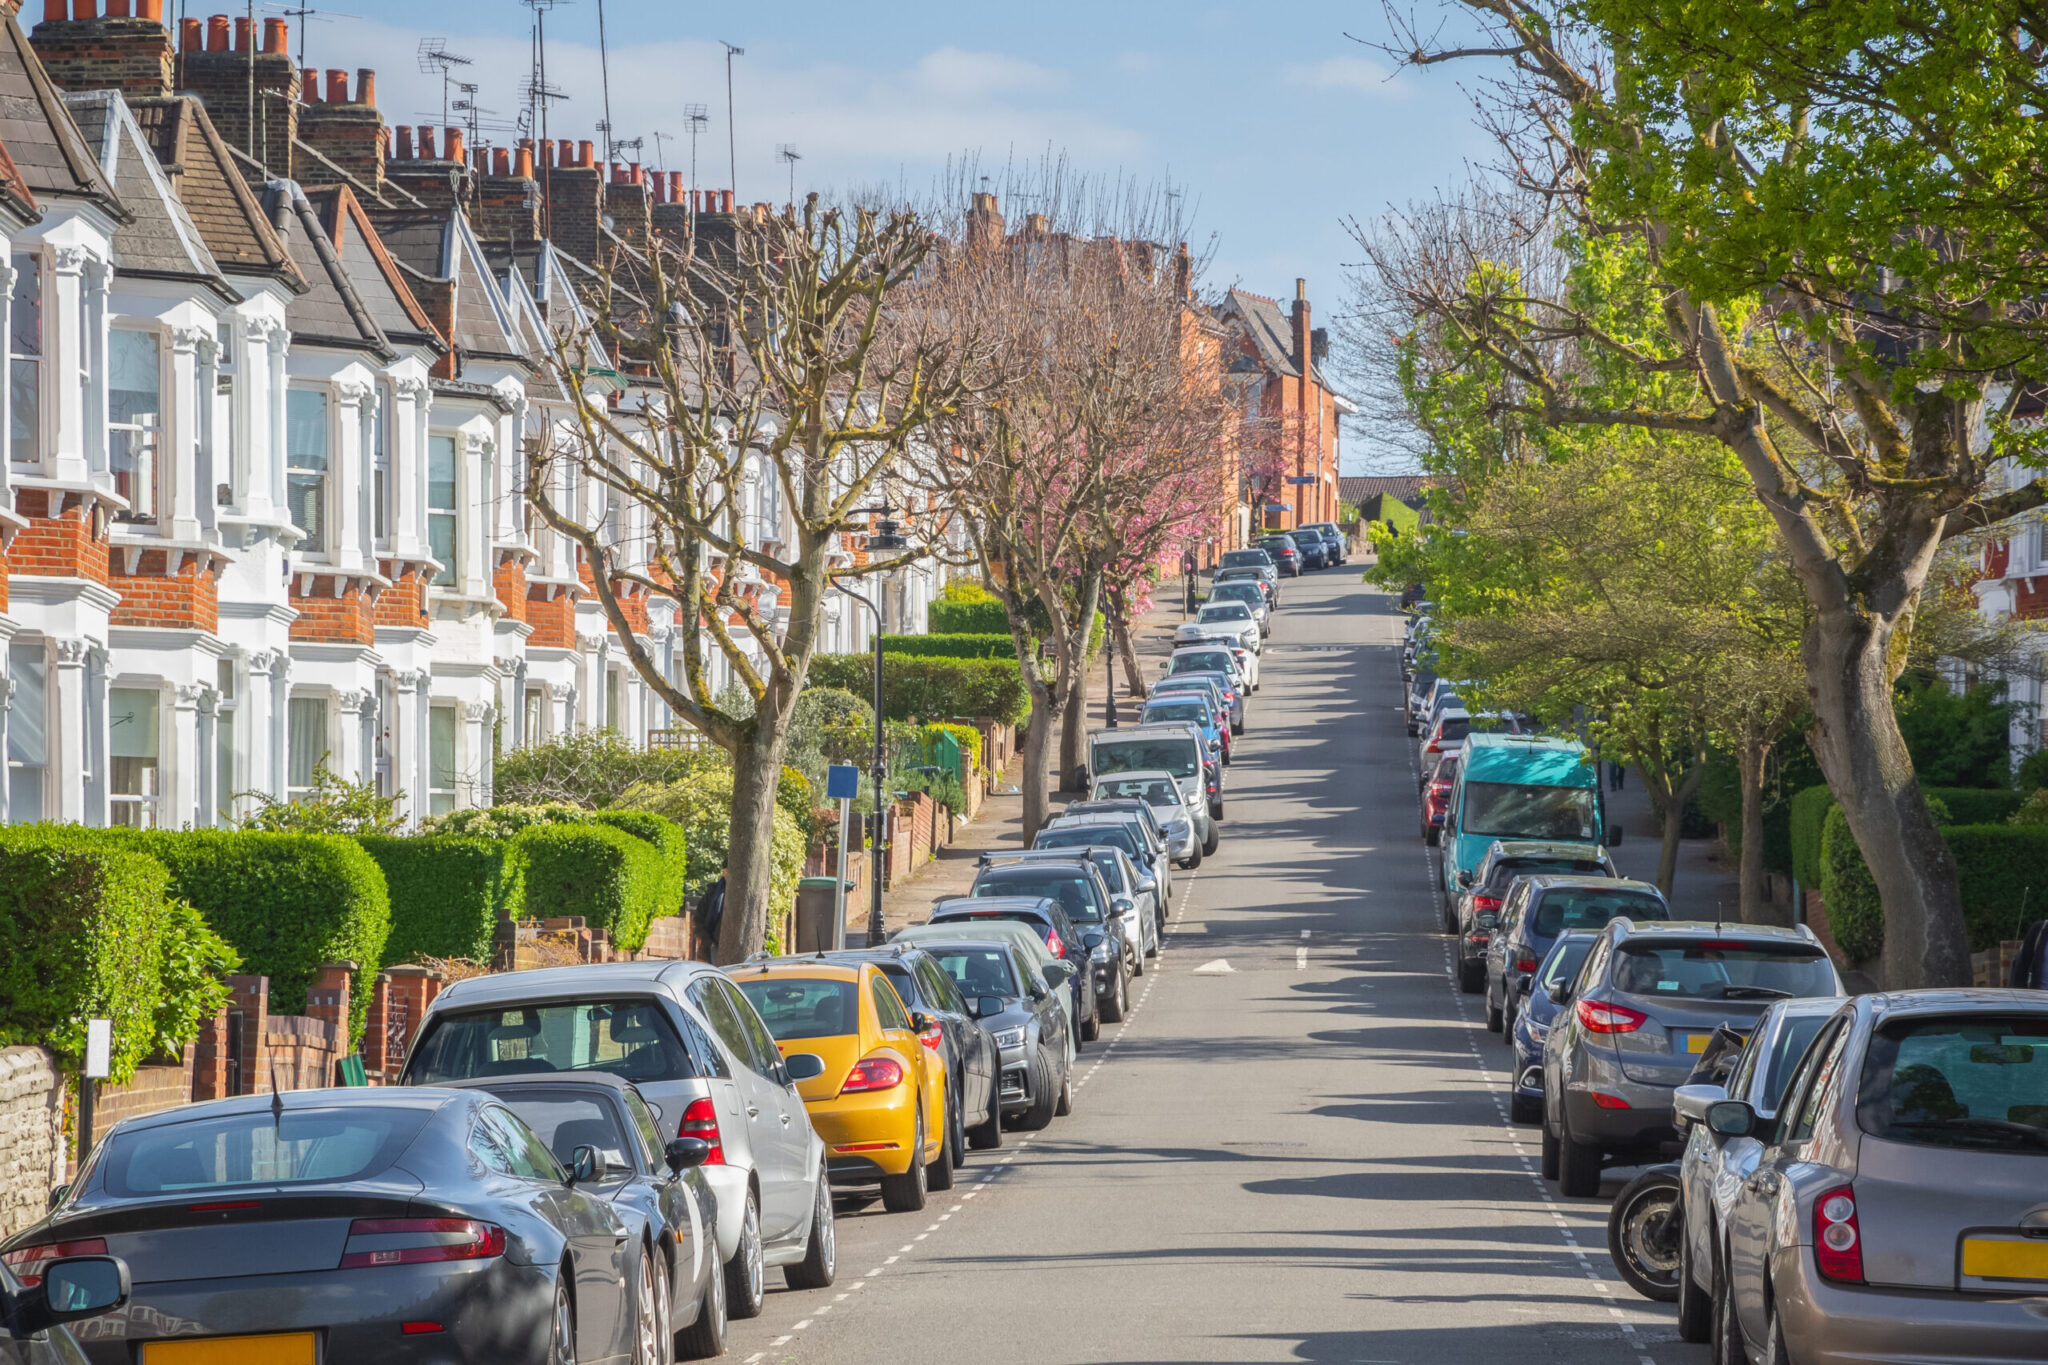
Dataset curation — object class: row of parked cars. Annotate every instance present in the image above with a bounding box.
[1400,600,2048,1365]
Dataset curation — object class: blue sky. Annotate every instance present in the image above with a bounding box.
[300,0,1485,471]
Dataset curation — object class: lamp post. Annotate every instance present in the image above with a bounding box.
[1105,641,1118,729]
[831,506,905,946]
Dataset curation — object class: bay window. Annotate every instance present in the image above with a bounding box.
[286,388,329,552]
[9,252,41,464]
[428,433,457,583]
[6,639,47,822]
[108,686,161,827]
[109,330,161,522]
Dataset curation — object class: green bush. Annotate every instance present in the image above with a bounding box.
[516,823,668,952]
[1790,784,2019,888]
[1820,806,1883,963]
[130,830,389,1044]
[1788,785,1837,888]
[1933,789,2026,826]
[1895,673,2015,788]
[808,653,1031,727]
[618,767,806,920]
[357,835,521,966]
[928,598,1010,635]
[591,810,691,922]
[923,721,984,775]
[879,633,1018,661]
[151,898,241,1063]
[1947,825,2048,950]
[493,730,696,808]
[2017,748,2048,793]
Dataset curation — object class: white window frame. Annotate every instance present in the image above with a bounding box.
[8,250,42,466]
[288,693,329,798]
[429,702,458,814]
[286,387,331,555]
[108,327,163,524]
[108,684,163,828]
[427,431,459,585]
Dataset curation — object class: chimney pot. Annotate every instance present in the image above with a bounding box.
[395,125,414,159]
[137,0,163,20]
[355,68,374,106]
[1295,277,1307,302]
[69,0,94,19]
[107,0,132,18]
[444,127,464,164]
[627,162,640,186]
[538,140,555,169]
[325,69,347,104]
[261,16,286,52]
[179,14,200,47]
[515,145,534,178]
[557,138,573,166]
[492,147,510,176]
[416,124,435,159]
[577,140,595,168]
[721,190,734,213]
[300,70,319,105]
[233,14,251,49]
[42,0,65,21]
[609,160,624,184]
[205,13,229,50]
[670,171,683,201]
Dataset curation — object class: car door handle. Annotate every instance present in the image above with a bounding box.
[613,1228,629,1243]
[780,1113,792,1125]
[747,1105,760,1118]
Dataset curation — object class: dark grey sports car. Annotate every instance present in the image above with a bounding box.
[0,1087,652,1363]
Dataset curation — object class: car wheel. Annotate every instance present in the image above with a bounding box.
[1558,1119,1603,1197]
[1677,1223,1712,1343]
[1130,941,1144,977]
[1081,1000,1100,1043]
[723,1190,765,1320]
[1711,1247,1745,1365]
[548,1274,577,1365]
[1014,1048,1057,1130]
[927,1100,956,1192]
[1054,1065,1073,1116]
[633,1248,667,1365]
[1441,898,1459,936]
[1509,1091,1542,1124]
[1458,959,1485,994]
[1763,1288,1796,1365]
[1100,966,1128,1023]
[1609,1168,1683,1301]
[1201,825,1219,856]
[783,1166,837,1290]
[1502,1002,1517,1044]
[1484,993,1504,1032]
[1425,826,1439,846]
[1540,1119,1561,1180]
[881,1109,929,1213]
[968,1087,1004,1149]
[675,1233,726,1360]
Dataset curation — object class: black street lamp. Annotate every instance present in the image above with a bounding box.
[1105,642,1118,728]
[830,580,888,945]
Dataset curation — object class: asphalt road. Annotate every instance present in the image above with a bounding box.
[729,572,1683,1365]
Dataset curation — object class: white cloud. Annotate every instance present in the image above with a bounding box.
[1284,55,1407,97]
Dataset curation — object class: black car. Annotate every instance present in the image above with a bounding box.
[960,856,1132,1029]
[932,889,1102,1042]
[3,1088,650,1364]
[915,937,1075,1131]
[0,1253,129,1364]
[1451,838,1620,953]
[1258,534,1302,575]
[823,945,1004,1157]
[430,1072,735,1360]
[1295,533,1329,569]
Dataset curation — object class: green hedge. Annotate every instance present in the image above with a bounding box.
[1820,807,1882,962]
[1948,826,2048,950]
[928,599,1010,635]
[128,830,388,1045]
[1790,785,2027,888]
[879,632,1019,661]
[808,652,1031,727]
[357,835,521,967]
[590,810,690,923]
[517,823,670,952]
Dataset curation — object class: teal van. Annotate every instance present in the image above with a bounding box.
[1442,735,1616,907]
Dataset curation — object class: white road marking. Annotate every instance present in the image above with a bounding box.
[1295,946,1308,970]
[1191,958,1234,975]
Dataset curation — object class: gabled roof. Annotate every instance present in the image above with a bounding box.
[63,91,232,300]
[262,179,442,359]
[300,183,443,354]
[1339,474,1432,507]
[127,96,300,288]
[1221,288,1301,380]
[366,202,533,373]
[0,13,118,211]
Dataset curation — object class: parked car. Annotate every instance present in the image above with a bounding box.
[1296,521,1347,565]
[400,960,833,1317]
[1422,748,1460,844]
[730,958,950,1212]
[933,892,1101,1042]
[823,944,1004,1157]
[959,856,1134,1029]
[0,1250,130,1365]
[1028,830,1162,958]
[1214,546,1276,577]
[1085,772,1202,870]
[1419,707,1471,786]
[1204,579,1272,634]
[1176,601,1262,654]
[1485,875,1670,1034]
[1091,722,1225,832]
[1405,666,1439,729]
[1507,930,1601,1123]
[1696,990,2048,1365]
[3,1088,654,1363]
[431,1071,739,1358]
[1441,740,1620,928]
[1258,534,1303,575]
[1048,806,1174,899]
[1170,641,1257,694]
[915,937,1076,1131]
[1152,671,1245,735]
[1139,691,1229,764]
[1213,563,1280,608]
[1410,677,1459,737]
[1452,836,1620,949]
[1292,531,1329,569]
[893,920,1078,1069]
[1540,920,1843,1196]
[1667,997,1840,1341]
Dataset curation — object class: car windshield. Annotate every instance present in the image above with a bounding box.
[974,872,1104,923]
[1531,890,1665,936]
[1438,716,1471,743]
[1199,604,1251,622]
[1856,1015,2048,1152]
[407,1000,692,1084]
[497,1093,631,1173]
[1094,738,1199,779]
[1762,1015,1834,1110]
[928,946,1021,998]
[1540,939,1595,988]
[1171,650,1235,677]
[1210,586,1262,606]
[1142,701,1211,726]
[1462,781,1599,841]
[1042,825,1140,858]
[103,1107,431,1197]
[1220,550,1270,568]
[1261,539,1295,552]
[1094,777,1179,806]
[1610,940,1836,1001]
[1487,856,1607,893]
[735,977,861,1040]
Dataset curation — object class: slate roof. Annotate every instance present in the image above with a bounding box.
[0,13,118,211]
[63,91,231,299]
[262,180,441,359]
[127,96,299,287]
[1338,474,1431,507]
[0,135,40,227]
[299,184,443,354]
[1222,288,1302,380]
[367,203,532,372]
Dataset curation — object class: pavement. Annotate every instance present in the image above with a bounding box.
[730,566,1690,1365]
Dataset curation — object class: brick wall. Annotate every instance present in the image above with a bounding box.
[289,577,376,643]
[493,554,528,623]
[178,37,296,172]
[28,10,173,98]
[93,1049,196,1130]
[0,1047,64,1242]
[296,69,384,191]
[604,175,651,251]
[527,588,575,648]
[12,489,109,585]
[476,169,542,250]
[111,549,220,631]
[545,164,605,270]
[374,562,429,628]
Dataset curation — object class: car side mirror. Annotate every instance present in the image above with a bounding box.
[16,1256,129,1333]
[1705,1100,1757,1138]
[1043,961,1074,987]
[567,1144,609,1186]
[1112,895,1135,914]
[1457,870,1475,889]
[977,995,1005,1019]
[46,1182,70,1211]
[1082,931,1105,950]
[1605,824,1624,846]
[909,1010,933,1033]
[783,1052,827,1083]
[1136,878,1158,895]
[664,1137,712,1174]
[1546,981,1569,1005]
[1673,1083,1729,1129]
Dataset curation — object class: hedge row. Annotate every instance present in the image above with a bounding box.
[879,632,1019,661]
[928,598,1011,635]
[808,652,1031,727]
[1789,785,2028,889]
[519,822,675,952]
[1819,809,2048,961]
[358,835,521,967]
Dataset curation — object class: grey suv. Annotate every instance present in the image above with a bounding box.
[1539,920,1842,1196]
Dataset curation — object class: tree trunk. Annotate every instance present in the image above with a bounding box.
[1018,678,1056,842]
[1656,760,1707,898]
[1059,658,1089,791]
[1802,609,1969,988]
[1114,605,1147,697]
[1736,738,1782,926]
[717,729,788,964]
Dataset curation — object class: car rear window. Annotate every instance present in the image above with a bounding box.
[1093,737,1199,779]
[1094,777,1178,805]
[1438,716,1471,742]
[1610,940,1836,1001]
[1220,551,1270,568]
[103,1107,431,1197]
[929,946,1021,997]
[1531,890,1667,937]
[406,1000,694,1085]
[1038,826,1139,859]
[495,1093,631,1172]
[1856,1015,2048,1153]
[1142,702,1209,725]
[1171,651,1234,676]
[972,872,1104,923]
[1487,856,1608,892]
[735,978,861,1040]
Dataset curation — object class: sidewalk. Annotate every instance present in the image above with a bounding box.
[1599,767,1744,919]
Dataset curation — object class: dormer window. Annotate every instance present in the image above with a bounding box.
[9,252,41,464]
[109,329,162,524]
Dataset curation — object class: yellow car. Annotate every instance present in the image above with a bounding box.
[731,959,951,1211]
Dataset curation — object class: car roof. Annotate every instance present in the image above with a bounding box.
[1487,839,1610,861]
[432,960,701,1007]
[934,894,1054,913]
[1862,988,2048,1021]
[1611,919,1822,944]
[1087,770,1177,784]
[110,1085,459,1134]
[726,959,862,982]
[433,1071,639,1097]
[1522,874,1657,895]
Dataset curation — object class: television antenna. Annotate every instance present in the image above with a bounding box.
[262,2,359,71]
[520,0,570,148]
[777,143,800,205]
[721,42,743,196]
[648,129,674,171]
[684,103,708,207]
[417,38,472,132]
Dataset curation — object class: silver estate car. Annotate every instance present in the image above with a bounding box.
[1540,919,1843,1196]
[402,960,834,1318]
[1699,990,2048,1365]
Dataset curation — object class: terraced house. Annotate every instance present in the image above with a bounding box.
[0,0,943,830]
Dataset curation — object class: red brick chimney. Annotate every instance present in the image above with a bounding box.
[177,10,296,169]
[543,145,606,265]
[297,62,386,193]
[475,135,543,251]
[30,0,175,98]
[966,191,1004,253]
[386,123,472,212]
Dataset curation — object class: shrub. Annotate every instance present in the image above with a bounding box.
[619,767,806,922]
[879,633,1018,661]
[2017,747,2048,793]
[1947,825,2048,950]
[1788,785,1837,888]
[151,898,241,1064]
[516,823,671,952]
[130,830,389,1044]
[928,597,1010,636]
[1894,673,2015,789]
[791,686,874,773]
[493,730,696,808]
[239,760,405,833]
[808,653,1030,727]
[589,810,691,922]
[357,835,522,966]
[1820,806,1883,963]
[1934,789,2025,826]
[2014,789,2048,828]
[923,721,984,775]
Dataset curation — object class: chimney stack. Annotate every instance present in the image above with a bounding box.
[179,12,297,167]
[296,56,386,191]
[30,0,176,99]
[540,138,607,265]
[323,67,346,104]
[475,134,542,249]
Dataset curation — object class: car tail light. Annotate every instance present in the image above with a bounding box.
[841,1057,905,1093]
[1,1238,106,1287]
[1045,929,1062,957]
[1575,999,1647,1033]
[918,1022,943,1050]
[1515,956,1539,973]
[338,1219,505,1269]
[1814,1186,1864,1283]
[677,1096,726,1165]
[1591,1092,1632,1109]
[1473,895,1503,913]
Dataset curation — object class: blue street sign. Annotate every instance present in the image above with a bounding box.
[1285,475,1317,485]
[825,764,861,800]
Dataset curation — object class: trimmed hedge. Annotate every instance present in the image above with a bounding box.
[1790,785,2028,889]
[1789,785,1838,889]
[589,810,690,924]
[517,823,669,953]
[923,721,984,775]
[928,598,1010,635]
[1948,826,2048,950]
[358,835,521,967]
[880,632,1019,661]
[808,652,1030,727]
[1820,807,1882,963]
[128,830,389,1045]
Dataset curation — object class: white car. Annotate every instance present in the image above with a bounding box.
[1168,641,1257,695]
[1203,582,1271,635]
[1080,776,1199,872]
[1176,602,1262,654]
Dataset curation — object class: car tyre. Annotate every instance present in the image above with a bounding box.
[1711,1248,1745,1365]
[928,1102,956,1193]
[1609,1168,1683,1301]
[633,1247,667,1365]
[968,1089,1004,1149]
[675,1232,727,1360]
[1014,1048,1057,1130]
[1458,959,1485,994]
[1201,825,1219,856]
[783,1167,837,1290]
[724,1190,765,1320]
[1540,1119,1561,1180]
[1484,993,1504,1032]
[1100,965,1128,1023]
[1502,1002,1517,1044]
[549,1274,577,1365]
[1054,1066,1073,1116]
[880,1110,929,1213]
[1441,898,1460,936]
[1763,1290,1796,1365]
[1676,1225,1712,1343]
[1558,1119,1603,1197]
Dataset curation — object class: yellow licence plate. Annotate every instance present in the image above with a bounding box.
[1686,1033,1711,1052]
[1963,1238,2048,1282]
[142,1333,316,1365]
